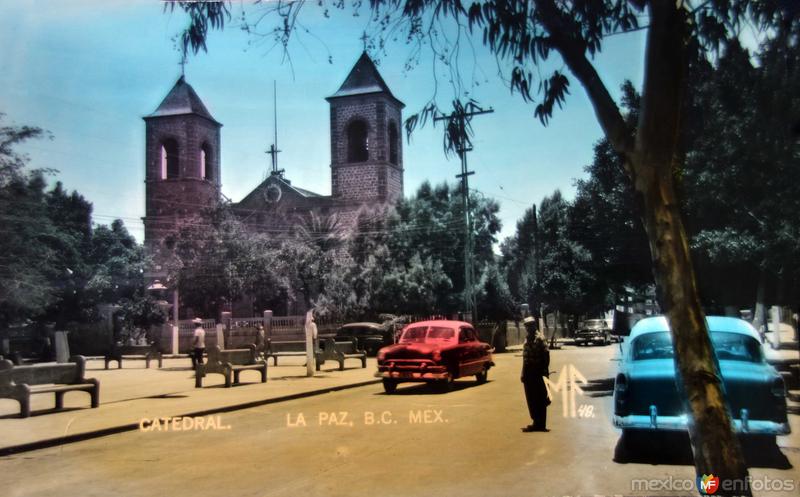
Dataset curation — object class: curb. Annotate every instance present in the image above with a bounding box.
[0,378,382,457]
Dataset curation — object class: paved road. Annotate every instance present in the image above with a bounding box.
[2,344,798,497]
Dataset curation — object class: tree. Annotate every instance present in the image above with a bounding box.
[568,86,653,307]
[351,181,502,317]
[0,113,162,332]
[536,190,595,319]
[500,204,539,316]
[170,1,799,484]
[169,207,268,317]
[681,37,800,314]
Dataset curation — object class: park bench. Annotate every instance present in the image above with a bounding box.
[104,343,163,370]
[0,356,100,418]
[315,338,367,371]
[266,339,321,366]
[195,344,267,388]
[0,351,23,365]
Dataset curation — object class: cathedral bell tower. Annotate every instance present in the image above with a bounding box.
[142,76,222,254]
[326,52,404,203]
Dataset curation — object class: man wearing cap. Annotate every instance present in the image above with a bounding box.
[521,315,551,432]
[191,317,206,370]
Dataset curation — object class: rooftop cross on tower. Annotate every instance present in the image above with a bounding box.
[266,80,284,178]
[360,31,369,51]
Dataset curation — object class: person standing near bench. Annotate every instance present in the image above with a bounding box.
[191,318,206,370]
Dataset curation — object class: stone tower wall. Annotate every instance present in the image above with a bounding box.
[143,114,221,250]
[329,94,403,202]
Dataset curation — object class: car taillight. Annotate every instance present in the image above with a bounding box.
[771,377,786,397]
[432,351,441,362]
[615,374,628,395]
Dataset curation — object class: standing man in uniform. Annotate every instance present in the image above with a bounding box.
[191,317,206,370]
[521,316,551,432]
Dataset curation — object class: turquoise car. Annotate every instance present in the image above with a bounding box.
[613,316,790,441]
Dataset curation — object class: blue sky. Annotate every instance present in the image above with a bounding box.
[0,0,646,244]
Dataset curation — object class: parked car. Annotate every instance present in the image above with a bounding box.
[334,322,392,356]
[613,316,790,446]
[575,318,613,346]
[376,320,494,393]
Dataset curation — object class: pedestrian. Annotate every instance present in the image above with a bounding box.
[255,324,266,358]
[304,310,318,377]
[305,313,318,347]
[191,317,206,370]
[521,315,551,432]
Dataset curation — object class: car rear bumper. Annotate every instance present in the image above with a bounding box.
[613,414,791,435]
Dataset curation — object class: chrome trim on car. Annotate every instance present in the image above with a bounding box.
[614,414,790,435]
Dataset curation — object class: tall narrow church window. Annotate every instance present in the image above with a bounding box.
[201,143,213,181]
[161,139,179,179]
[388,121,399,165]
[347,120,369,162]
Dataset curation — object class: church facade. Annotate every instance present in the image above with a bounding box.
[142,52,405,260]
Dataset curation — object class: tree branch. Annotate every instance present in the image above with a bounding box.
[533,0,633,156]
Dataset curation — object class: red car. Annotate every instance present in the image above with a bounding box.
[376,320,494,393]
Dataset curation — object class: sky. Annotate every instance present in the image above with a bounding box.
[0,0,646,245]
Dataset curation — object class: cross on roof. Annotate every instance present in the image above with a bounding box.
[179,54,187,77]
[360,31,369,51]
[266,143,283,176]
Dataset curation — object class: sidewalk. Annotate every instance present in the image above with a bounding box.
[0,356,381,455]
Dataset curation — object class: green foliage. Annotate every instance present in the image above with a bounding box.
[346,181,504,318]
[569,136,652,300]
[170,207,270,316]
[536,190,595,314]
[0,114,160,329]
[500,205,537,310]
[681,33,800,305]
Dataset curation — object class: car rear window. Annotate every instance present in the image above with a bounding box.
[632,331,763,362]
[399,326,456,343]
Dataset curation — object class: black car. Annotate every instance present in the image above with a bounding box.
[335,322,392,356]
[574,318,613,346]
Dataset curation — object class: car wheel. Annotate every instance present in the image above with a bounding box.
[382,379,397,394]
[476,368,488,384]
[435,376,454,392]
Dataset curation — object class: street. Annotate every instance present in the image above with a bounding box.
[2,344,798,497]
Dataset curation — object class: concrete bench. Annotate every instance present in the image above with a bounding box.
[0,356,100,418]
[0,351,23,365]
[195,345,267,388]
[104,343,163,370]
[315,338,367,371]
[266,339,320,366]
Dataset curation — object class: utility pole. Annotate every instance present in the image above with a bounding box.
[434,104,493,323]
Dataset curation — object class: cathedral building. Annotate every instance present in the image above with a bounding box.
[142,52,405,316]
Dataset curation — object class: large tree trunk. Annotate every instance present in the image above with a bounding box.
[535,1,751,492]
[629,4,751,493]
